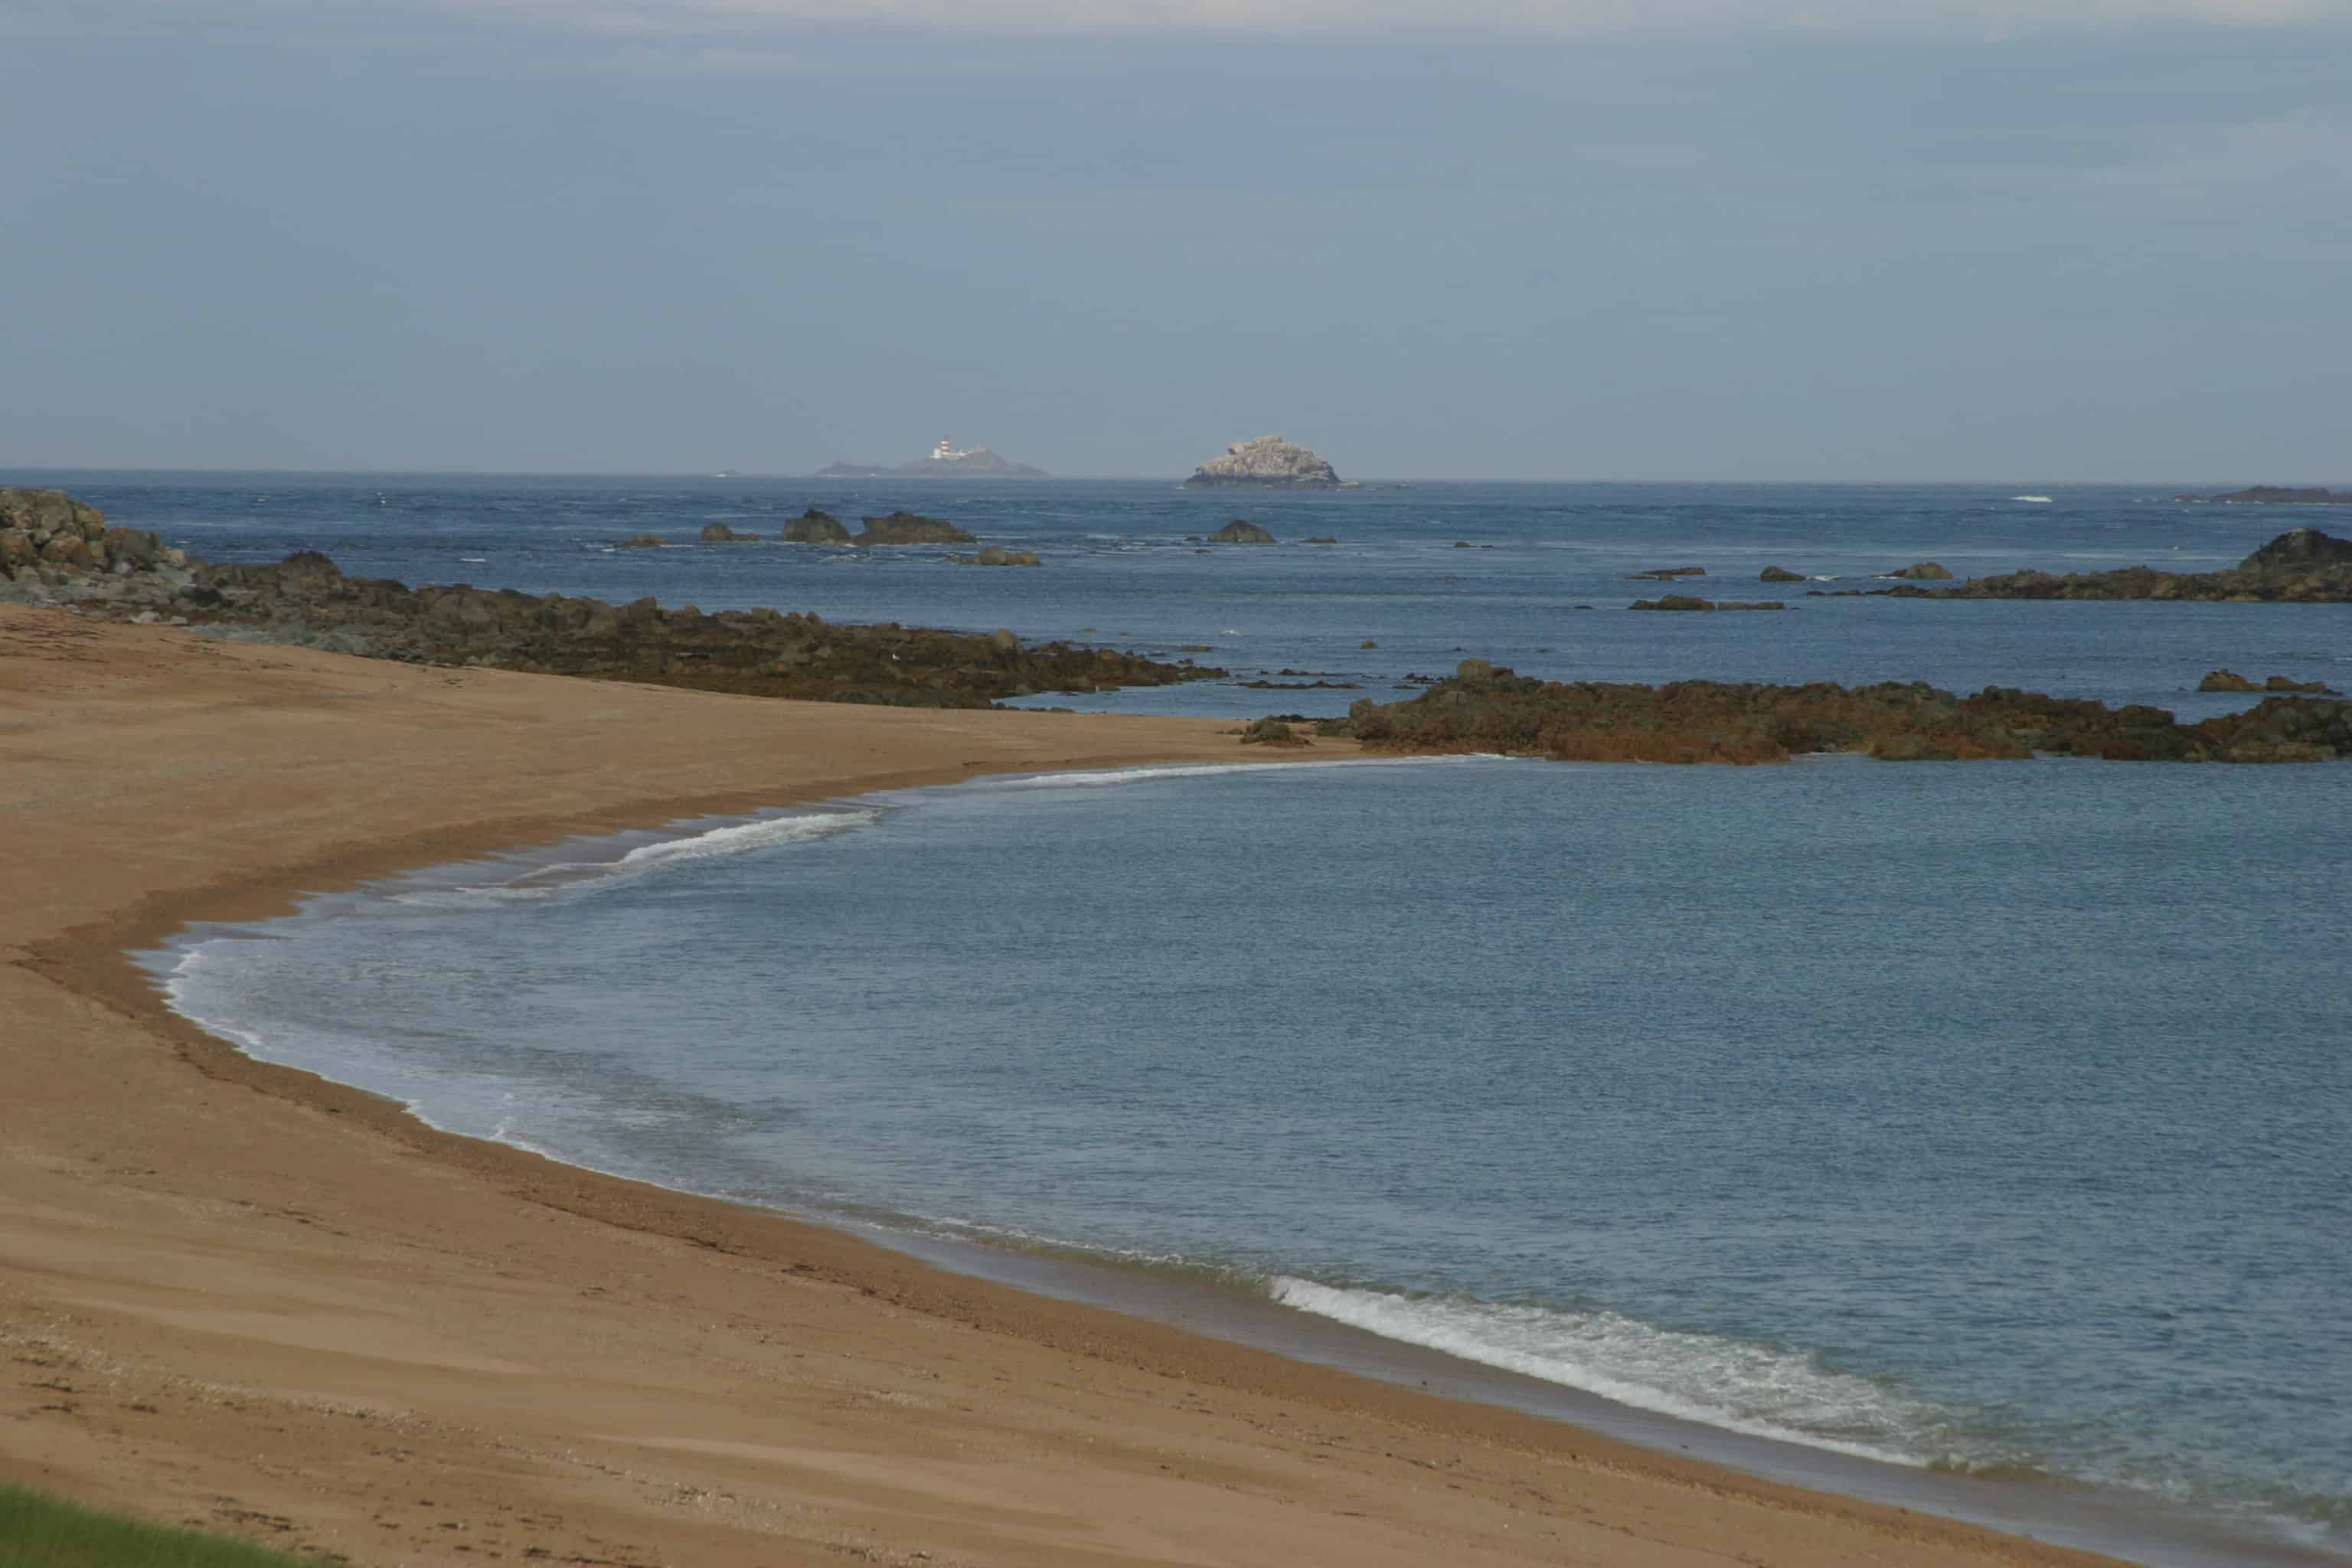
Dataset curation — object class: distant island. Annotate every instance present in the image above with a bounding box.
[1184,434,1351,490]
[2174,485,2352,505]
[814,438,1047,480]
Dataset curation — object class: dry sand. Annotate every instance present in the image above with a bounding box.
[0,606,2123,1567]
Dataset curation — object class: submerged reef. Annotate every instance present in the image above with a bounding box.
[1321,661,2351,764]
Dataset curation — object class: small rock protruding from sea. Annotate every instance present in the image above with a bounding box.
[699,524,757,543]
[854,511,975,546]
[1207,518,1276,544]
[1759,565,1805,583]
[1888,561,1954,580]
[2198,668,2340,695]
[781,508,851,544]
[1183,435,1348,490]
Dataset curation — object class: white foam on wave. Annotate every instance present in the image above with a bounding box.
[1270,1277,1961,1468]
[384,809,880,906]
[998,755,1511,792]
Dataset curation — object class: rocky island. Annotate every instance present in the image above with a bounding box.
[1184,435,1350,490]
[2174,485,2352,505]
[814,438,1047,479]
[0,488,1212,707]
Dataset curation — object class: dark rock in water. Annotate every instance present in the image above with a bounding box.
[1894,528,2352,603]
[962,546,1041,567]
[1208,518,1276,544]
[1759,565,1805,583]
[2244,527,2352,570]
[1629,566,1707,580]
[1889,562,1954,580]
[781,508,852,544]
[2206,668,2341,694]
[2177,486,2352,505]
[1302,535,1339,545]
[1632,594,1784,612]
[1360,639,1379,648]
[616,534,669,549]
[1339,664,2352,766]
[1184,435,1345,489]
[699,524,756,543]
[854,511,975,546]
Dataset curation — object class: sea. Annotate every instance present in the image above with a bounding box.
[27,470,2346,1566]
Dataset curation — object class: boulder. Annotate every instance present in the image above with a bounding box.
[616,534,669,548]
[1184,434,1345,489]
[699,523,756,543]
[1239,717,1308,746]
[781,508,852,544]
[1207,518,1276,544]
[2197,669,2262,693]
[1759,565,1805,583]
[854,511,975,546]
[1890,562,1954,580]
[2241,527,2352,571]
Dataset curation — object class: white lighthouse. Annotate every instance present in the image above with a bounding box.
[929,436,973,462]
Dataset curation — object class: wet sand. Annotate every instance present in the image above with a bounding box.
[0,606,2126,1567]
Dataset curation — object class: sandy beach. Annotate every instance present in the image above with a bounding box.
[0,605,2125,1568]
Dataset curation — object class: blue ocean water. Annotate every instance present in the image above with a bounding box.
[56,471,2351,1563]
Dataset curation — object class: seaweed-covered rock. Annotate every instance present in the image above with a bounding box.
[854,511,975,546]
[1338,664,2350,766]
[782,508,852,544]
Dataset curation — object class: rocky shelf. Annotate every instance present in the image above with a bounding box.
[1821,528,2352,604]
[1314,660,2350,765]
[0,487,1218,709]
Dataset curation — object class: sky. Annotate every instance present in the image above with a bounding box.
[3,0,2347,479]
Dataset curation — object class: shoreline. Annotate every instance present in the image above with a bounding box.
[0,606,2176,1566]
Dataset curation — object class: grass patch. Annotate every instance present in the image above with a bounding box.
[0,1482,325,1567]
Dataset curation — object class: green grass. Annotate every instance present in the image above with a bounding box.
[0,1482,326,1568]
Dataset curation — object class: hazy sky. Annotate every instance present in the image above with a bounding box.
[4,1,2347,479]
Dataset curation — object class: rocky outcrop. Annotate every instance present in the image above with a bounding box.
[781,508,852,544]
[854,511,975,546]
[1876,528,2352,603]
[1238,717,1308,746]
[2199,669,2339,694]
[0,488,183,585]
[1630,595,1783,612]
[699,524,757,543]
[1207,519,1276,544]
[1323,662,2350,764]
[1759,565,1805,583]
[2175,486,2352,505]
[1,489,1218,709]
[1184,435,1345,490]
[1889,562,1953,580]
